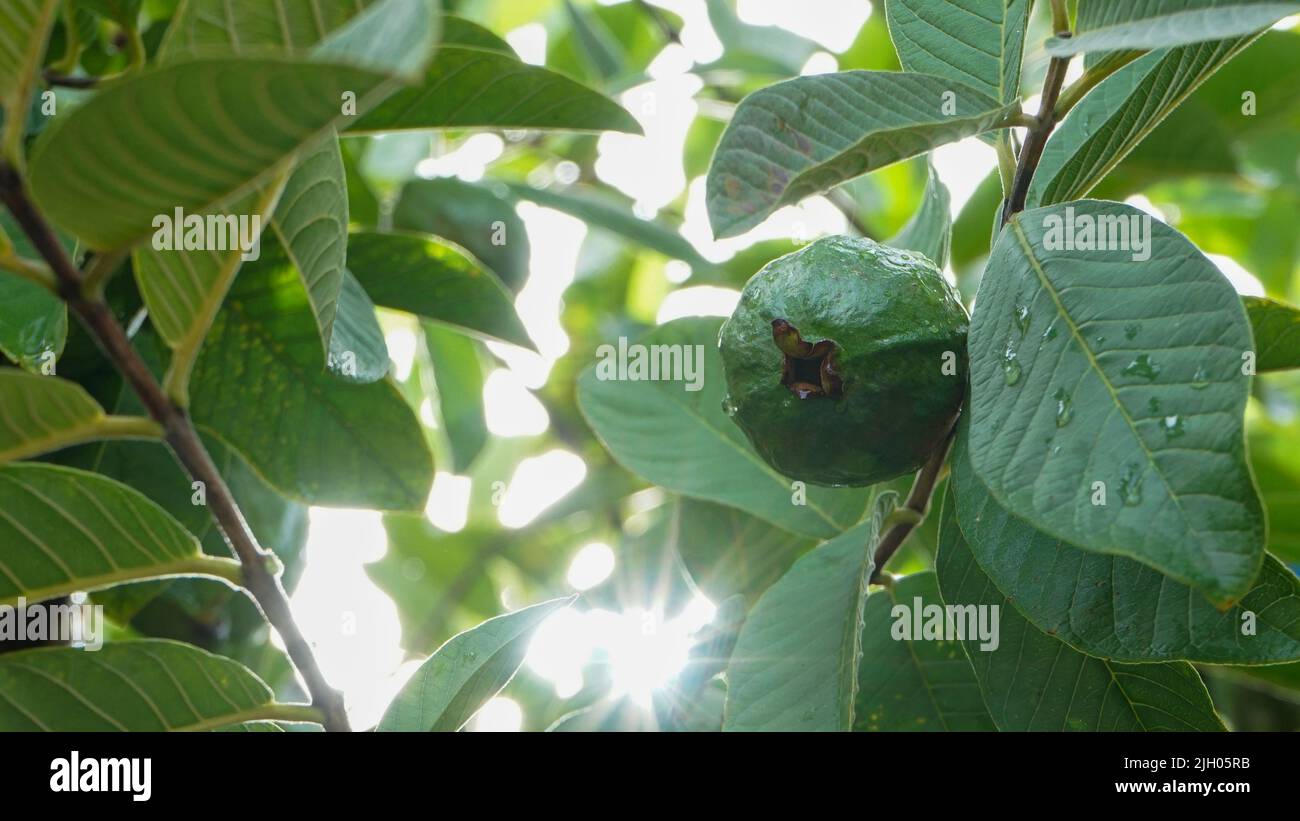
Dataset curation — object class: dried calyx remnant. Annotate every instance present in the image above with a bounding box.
[772,318,842,399]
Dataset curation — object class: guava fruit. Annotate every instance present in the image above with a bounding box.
[719,235,968,487]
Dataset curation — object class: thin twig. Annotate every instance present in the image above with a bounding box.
[1000,51,1071,225]
[0,163,351,732]
[869,425,955,583]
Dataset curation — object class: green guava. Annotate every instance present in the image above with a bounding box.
[719,235,969,487]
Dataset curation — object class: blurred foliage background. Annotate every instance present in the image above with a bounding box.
[42,0,1300,731]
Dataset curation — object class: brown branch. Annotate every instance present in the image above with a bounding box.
[869,423,955,584]
[1000,48,1072,226]
[0,163,351,732]
[42,70,98,89]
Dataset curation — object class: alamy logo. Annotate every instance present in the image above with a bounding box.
[0,597,104,651]
[594,337,705,392]
[151,207,262,261]
[891,597,1000,652]
[50,751,151,802]
[1042,205,1153,261]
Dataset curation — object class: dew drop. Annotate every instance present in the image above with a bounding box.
[1191,365,1210,390]
[1118,463,1144,507]
[1014,304,1031,336]
[721,397,737,417]
[1003,340,1022,386]
[1162,415,1185,439]
[1124,323,1140,341]
[1041,321,1058,342]
[1122,354,1161,382]
[1147,397,1161,414]
[1053,388,1073,427]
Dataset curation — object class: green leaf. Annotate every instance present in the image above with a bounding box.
[0,1,59,118]
[723,493,896,731]
[188,240,433,510]
[131,186,282,383]
[673,496,814,605]
[0,640,302,731]
[968,201,1264,605]
[563,0,625,81]
[0,369,158,462]
[1250,416,1300,563]
[1028,38,1258,208]
[1245,296,1300,372]
[0,272,65,373]
[347,230,533,349]
[1047,0,1299,56]
[440,15,514,55]
[160,0,440,79]
[268,133,350,360]
[377,596,574,731]
[951,416,1300,664]
[349,46,642,135]
[29,56,393,251]
[702,0,819,77]
[392,177,530,292]
[424,324,488,474]
[855,572,996,731]
[884,0,1030,105]
[576,317,873,541]
[329,270,390,384]
[936,495,1227,731]
[0,463,241,607]
[504,182,716,274]
[706,71,1014,239]
[886,162,952,267]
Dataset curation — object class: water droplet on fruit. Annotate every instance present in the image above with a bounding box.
[1122,354,1160,382]
[1118,463,1143,507]
[721,398,737,417]
[1053,388,1073,427]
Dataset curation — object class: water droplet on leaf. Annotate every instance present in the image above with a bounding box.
[1122,354,1160,382]
[1053,388,1073,427]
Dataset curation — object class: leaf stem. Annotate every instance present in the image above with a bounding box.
[1053,50,1145,120]
[0,251,57,292]
[0,162,352,733]
[1000,51,1071,225]
[869,424,955,584]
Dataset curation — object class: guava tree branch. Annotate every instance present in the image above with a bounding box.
[869,425,954,584]
[1000,50,1070,225]
[0,164,351,733]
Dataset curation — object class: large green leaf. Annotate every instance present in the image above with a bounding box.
[0,0,59,119]
[1245,296,1300,372]
[0,370,157,462]
[706,71,1014,239]
[1250,417,1300,563]
[188,240,433,511]
[884,0,1029,106]
[347,230,533,349]
[0,640,301,731]
[936,496,1226,731]
[673,496,815,605]
[576,317,873,541]
[968,201,1264,605]
[0,463,240,607]
[1047,0,1298,56]
[504,182,716,274]
[1027,38,1257,208]
[886,162,952,267]
[392,178,531,292]
[723,493,895,731]
[349,46,641,134]
[29,56,396,251]
[377,596,574,731]
[424,324,488,474]
[855,572,996,731]
[951,417,1300,663]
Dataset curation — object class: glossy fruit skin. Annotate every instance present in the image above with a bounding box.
[719,235,969,487]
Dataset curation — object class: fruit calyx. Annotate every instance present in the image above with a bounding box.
[771,318,843,400]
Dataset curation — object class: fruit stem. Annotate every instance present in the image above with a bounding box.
[869,423,956,584]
